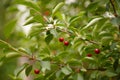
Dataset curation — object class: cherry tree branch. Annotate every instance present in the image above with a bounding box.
[87,68,106,71]
[0,39,31,58]
[109,0,120,33]
[110,0,118,17]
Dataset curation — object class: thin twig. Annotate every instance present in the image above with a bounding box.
[59,29,99,45]
[79,38,99,45]
[87,68,106,71]
[0,39,31,58]
[109,0,118,17]
[109,0,120,33]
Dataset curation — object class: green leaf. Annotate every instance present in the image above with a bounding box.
[90,71,98,79]
[110,42,117,51]
[0,55,5,62]
[57,51,69,60]
[77,73,84,80]
[101,36,113,42]
[115,0,120,8]
[86,2,98,12]
[0,56,5,66]
[8,74,22,80]
[23,17,35,26]
[82,17,102,30]
[92,25,98,37]
[15,0,40,11]
[99,31,111,37]
[46,30,51,35]
[55,12,66,21]
[106,3,110,11]
[34,74,44,80]
[80,67,87,72]
[29,24,44,37]
[69,11,85,25]
[105,70,117,77]
[15,63,29,77]
[40,47,50,56]
[73,73,84,80]
[41,61,51,73]
[30,9,44,24]
[25,65,32,76]
[45,71,56,80]
[111,17,120,26]
[4,19,17,38]
[113,59,119,71]
[84,57,94,61]
[50,29,58,38]
[18,47,29,54]
[45,34,53,44]
[61,65,72,75]
[56,70,62,78]
[52,2,64,17]
[5,52,21,59]
[67,59,82,66]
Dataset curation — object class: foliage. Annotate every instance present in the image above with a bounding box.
[0,0,120,80]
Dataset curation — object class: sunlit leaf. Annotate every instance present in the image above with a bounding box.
[23,17,35,26]
[15,63,29,77]
[5,52,21,59]
[41,61,51,73]
[82,17,102,30]
[52,2,64,17]
[105,70,117,77]
[61,65,72,75]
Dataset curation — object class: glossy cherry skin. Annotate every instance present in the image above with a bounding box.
[64,41,69,46]
[94,48,100,54]
[59,37,64,42]
[34,69,40,74]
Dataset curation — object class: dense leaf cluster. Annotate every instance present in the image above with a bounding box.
[0,0,120,80]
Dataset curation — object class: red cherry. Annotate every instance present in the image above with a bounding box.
[94,48,100,54]
[34,69,40,74]
[44,11,50,16]
[64,41,69,46]
[59,37,64,42]
[87,53,92,57]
